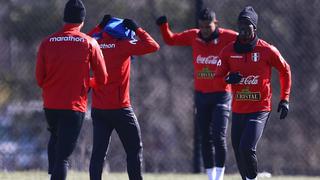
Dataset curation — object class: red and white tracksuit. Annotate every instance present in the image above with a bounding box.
[36,24,108,112]
[215,38,291,113]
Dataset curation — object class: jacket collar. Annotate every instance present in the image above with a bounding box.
[233,35,258,53]
[198,27,220,43]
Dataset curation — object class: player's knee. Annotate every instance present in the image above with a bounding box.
[238,146,255,158]
[213,138,227,150]
[127,144,143,157]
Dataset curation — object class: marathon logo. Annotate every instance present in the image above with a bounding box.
[100,43,116,49]
[196,55,221,65]
[235,87,261,101]
[197,67,214,79]
[49,36,85,42]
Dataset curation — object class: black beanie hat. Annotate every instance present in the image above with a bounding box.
[198,8,216,21]
[238,6,258,28]
[63,0,86,23]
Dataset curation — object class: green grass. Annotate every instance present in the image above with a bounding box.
[0,171,319,180]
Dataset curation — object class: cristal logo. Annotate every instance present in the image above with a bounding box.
[239,75,259,85]
[235,87,261,101]
[197,67,214,79]
[196,55,221,65]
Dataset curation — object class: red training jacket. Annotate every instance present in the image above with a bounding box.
[36,24,108,112]
[215,39,291,113]
[88,26,160,109]
[159,23,237,93]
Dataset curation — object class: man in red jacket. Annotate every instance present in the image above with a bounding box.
[88,15,160,180]
[35,0,107,179]
[156,8,237,180]
[215,6,291,180]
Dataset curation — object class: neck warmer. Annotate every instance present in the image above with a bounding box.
[198,27,219,42]
[233,35,258,53]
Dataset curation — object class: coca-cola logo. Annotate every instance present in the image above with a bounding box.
[196,55,221,65]
[239,75,259,85]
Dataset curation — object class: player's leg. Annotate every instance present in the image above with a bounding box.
[90,108,114,180]
[115,107,143,180]
[44,109,59,175]
[195,92,214,179]
[231,113,247,180]
[239,111,270,180]
[50,110,84,180]
[211,92,231,180]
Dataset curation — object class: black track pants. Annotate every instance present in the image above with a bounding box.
[195,91,231,168]
[89,107,143,180]
[44,109,84,180]
[231,111,270,180]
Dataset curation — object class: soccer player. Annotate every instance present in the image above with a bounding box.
[156,8,237,180]
[35,0,108,179]
[88,15,160,180]
[215,6,291,180]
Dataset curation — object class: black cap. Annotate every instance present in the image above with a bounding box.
[198,8,216,21]
[238,6,258,28]
[63,0,86,23]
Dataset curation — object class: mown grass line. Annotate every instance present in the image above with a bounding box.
[0,171,319,180]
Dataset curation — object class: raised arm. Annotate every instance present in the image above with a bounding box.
[156,16,194,46]
[87,14,112,37]
[122,18,160,55]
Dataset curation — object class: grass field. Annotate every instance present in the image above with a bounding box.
[0,171,319,180]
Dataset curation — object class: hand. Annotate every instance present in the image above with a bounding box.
[225,72,243,84]
[123,18,139,31]
[98,14,112,28]
[156,16,167,25]
[277,100,289,119]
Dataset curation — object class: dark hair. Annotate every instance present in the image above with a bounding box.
[198,8,216,21]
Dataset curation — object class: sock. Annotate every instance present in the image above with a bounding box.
[206,168,213,180]
[246,177,257,180]
[214,167,225,180]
